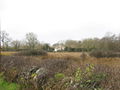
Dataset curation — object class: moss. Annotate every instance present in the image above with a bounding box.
[55,73,65,80]
[31,73,37,78]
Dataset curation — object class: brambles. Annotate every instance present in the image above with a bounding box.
[43,64,107,90]
[0,52,120,90]
[40,59,70,73]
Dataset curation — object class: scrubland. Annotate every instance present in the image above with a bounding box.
[0,52,120,90]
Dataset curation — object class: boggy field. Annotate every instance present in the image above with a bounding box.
[0,52,120,90]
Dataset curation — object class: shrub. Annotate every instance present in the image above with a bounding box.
[90,50,120,58]
[16,49,47,56]
[74,68,82,82]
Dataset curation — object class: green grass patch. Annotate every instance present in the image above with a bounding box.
[0,73,20,90]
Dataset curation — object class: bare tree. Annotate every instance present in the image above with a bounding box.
[0,29,1,56]
[0,30,1,50]
[11,40,21,50]
[25,32,39,49]
[0,30,10,50]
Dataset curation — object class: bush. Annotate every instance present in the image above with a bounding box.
[90,50,120,58]
[16,49,47,56]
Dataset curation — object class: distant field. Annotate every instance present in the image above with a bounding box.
[0,51,17,56]
[1,51,120,67]
[38,52,120,67]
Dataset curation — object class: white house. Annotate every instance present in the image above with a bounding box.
[54,45,65,52]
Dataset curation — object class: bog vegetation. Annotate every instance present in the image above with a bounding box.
[0,31,120,90]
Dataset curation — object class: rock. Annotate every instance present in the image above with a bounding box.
[18,66,49,90]
[29,66,39,74]
[32,68,49,90]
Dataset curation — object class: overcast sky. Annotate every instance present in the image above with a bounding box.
[1,0,120,44]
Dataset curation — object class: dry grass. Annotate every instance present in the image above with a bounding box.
[33,52,120,67]
[0,51,17,56]
[1,52,120,67]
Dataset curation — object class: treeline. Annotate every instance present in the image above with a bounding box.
[0,31,120,53]
[0,31,54,51]
[54,33,120,52]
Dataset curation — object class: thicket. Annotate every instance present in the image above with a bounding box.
[89,34,120,57]
[90,50,120,58]
[0,56,108,90]
[16,49,47,56]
